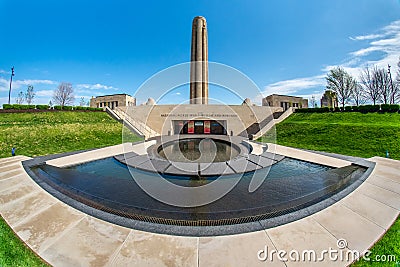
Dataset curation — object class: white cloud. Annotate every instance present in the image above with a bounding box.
[262,75,325,97]
[35,90,54,97]
[0,78,57,94]
[260,19,400,104]
[254,75,325,105]
[349,34,383,41]
[351,46,381,57]
[13,79,56,88]
[76,83,119,91]
[349,19,400,69]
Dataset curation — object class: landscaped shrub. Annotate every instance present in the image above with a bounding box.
[54,105,62,110]
[74,106,91,110]
[295,108,309,113]
[62,106,73,110]
[344,106,353,112]
[358,104,380,113]
[36,105,49,110]
[2,104,13,109]
[27,105,36,109]
[87,107,103,111]
[334,107,341,112]
[381,104,399,113]
[14,104,30,110]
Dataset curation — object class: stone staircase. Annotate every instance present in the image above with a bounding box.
[252,107,294,140]
[106,107,159,140]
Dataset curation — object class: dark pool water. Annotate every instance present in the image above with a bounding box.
[157,138,240,163]
[32,157,366,226]
[69,157,329,182]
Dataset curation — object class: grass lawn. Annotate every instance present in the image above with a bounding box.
[352,218,400,266]
[0,111,399,266]
[260,112,400,160]
[0,111,141,266]
[0,216,49,267]
[0,111,141,158]
[260,112,400,266]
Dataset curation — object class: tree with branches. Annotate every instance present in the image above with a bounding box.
[397,58,400,82]
[53,82,75,107]
[15,91,25,104]
[79,97,86,106]
[373,67,391,104]
[392,58,400,104]
[351,83,366,106]
[309,95,317,108]
[326,67,355,108]
[359,65,381,105]
[25,84,35,105]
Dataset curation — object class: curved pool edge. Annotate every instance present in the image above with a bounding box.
[1,150,400,266]
[114,136,287,177]
[21,144,374,236]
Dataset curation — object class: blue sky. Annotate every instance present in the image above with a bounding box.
[0,0,399,106]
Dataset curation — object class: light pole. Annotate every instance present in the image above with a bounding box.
[8,66,14,105]
[388,64,395,104]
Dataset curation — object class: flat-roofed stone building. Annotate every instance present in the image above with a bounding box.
[262,94,308,110]
[90,94,136,110]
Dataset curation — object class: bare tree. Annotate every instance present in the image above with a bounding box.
[53,82,75,106]
[309,95,317,108]
[392,58,400,104]
[25,84,35,105]
[351,83,366,106]
[326,67,355,108]
[15,91,25,104]
[79,97,86,106]
[373,67,391,104]
[359,65,381,105]
[397,57,400,84]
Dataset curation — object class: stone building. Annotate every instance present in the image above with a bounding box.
[262,94,308,110]
[90,94,136,110]
[320,90,338,108]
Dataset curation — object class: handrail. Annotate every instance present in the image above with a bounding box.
[113,107,159,139]
[252,107,294,140]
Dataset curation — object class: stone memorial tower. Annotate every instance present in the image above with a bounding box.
[190,16,209,104]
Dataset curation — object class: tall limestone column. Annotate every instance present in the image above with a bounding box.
[190,16,208,104]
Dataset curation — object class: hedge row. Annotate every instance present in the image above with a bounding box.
[2,104,37,110]
[2,104,102,111]
[295,104,400,113]
[53,106,102,111]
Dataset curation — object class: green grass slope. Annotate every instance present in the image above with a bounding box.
[0,111,141,158]
[261,112,400,160]
[261,112,400,266]
[0,111,141,266]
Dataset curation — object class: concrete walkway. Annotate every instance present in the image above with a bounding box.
[0,152,399,266]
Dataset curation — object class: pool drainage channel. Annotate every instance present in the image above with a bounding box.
[22,149,374,236]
